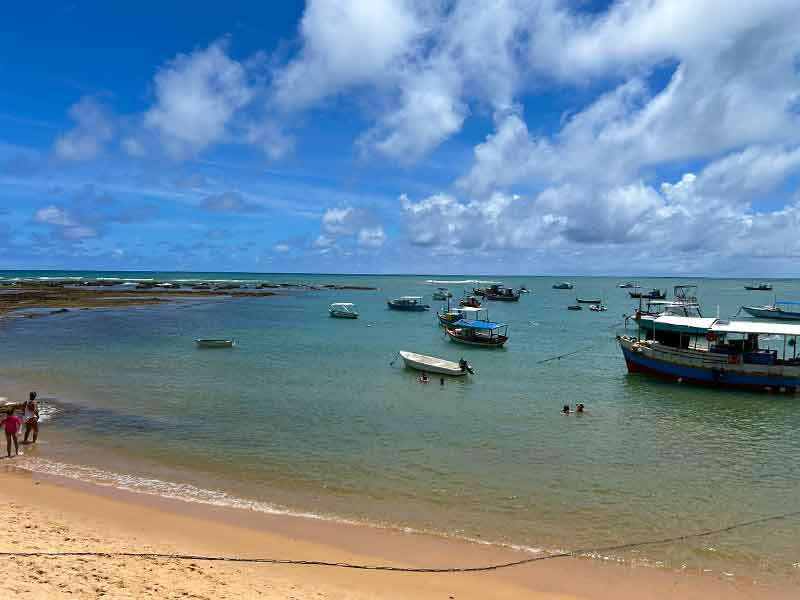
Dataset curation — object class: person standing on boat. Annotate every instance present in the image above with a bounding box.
[23,391,39,444]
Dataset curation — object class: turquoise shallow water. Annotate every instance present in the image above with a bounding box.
[1,271,799,582]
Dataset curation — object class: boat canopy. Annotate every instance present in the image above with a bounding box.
[710,320,800,336]
[650,316,717,330]
[651,315,800,337]
[456,319,505,330]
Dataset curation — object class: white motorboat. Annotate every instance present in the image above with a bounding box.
[329,302,358,318]
[589,304,608,312]
[432,287,452,301]
[742,302,800,320]
[195,339,235,348]
[398,351,473,376]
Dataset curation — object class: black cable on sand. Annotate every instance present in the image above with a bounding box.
[3,509,798,574]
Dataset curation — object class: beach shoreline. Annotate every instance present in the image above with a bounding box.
[0,466,796,599]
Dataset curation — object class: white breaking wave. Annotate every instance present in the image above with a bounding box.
[15,457,548,557]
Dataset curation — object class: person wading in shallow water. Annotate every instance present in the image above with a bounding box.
[23,391,39,444]
[0,409,22,458]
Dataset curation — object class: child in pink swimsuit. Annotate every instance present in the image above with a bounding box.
[0,409,22,458]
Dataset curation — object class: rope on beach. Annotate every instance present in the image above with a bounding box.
[3,509,799,573]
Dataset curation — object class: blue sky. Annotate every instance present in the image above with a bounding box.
[2,1,800,275]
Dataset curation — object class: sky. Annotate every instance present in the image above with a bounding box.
[2,0,800,276]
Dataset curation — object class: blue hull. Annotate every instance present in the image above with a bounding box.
[621,346,800,392]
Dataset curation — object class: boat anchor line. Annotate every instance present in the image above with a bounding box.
[3,509,799,573]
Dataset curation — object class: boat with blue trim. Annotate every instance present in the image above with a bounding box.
[445,319,509,347]
[618,316,800,393]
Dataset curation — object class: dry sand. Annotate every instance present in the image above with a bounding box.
[0,468,795,599]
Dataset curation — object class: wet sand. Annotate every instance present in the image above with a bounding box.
[0,468,794,600]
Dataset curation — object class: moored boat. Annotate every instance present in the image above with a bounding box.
[445,320,509,347]
[485,285,520,301]
[459,295,482,308]
[629,288,666,299]
[437,306,487,326]
[195,339,235,348]
[432,287,453,301]
[398,351,473,376]
[742,301,800,320]
[618,316,800,392]
[576,297,601,304]
[567,305,582,311]
[618,281,636,288]
[744,282,773,291]
[329,302,358,318]
[387,296,430,311]
[589,304,607,312]
[553,281,574,290]
[519,286,531,294]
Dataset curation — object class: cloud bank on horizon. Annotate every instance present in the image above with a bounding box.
[2,0,800,275]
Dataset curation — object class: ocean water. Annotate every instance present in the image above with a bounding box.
[1,271,799,583]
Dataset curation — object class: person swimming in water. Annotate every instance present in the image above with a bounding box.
[576,403,585,413]
[562,404,570,414]
[419,372,429,383]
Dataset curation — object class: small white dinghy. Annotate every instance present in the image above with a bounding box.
[398,351,473,376]
[195,339,235,348]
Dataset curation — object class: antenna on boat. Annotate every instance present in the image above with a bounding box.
[717,304,720,318]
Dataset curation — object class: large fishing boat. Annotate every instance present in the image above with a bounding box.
[619,315,800,392]
[741,301,800,320]
[445,319,509,347]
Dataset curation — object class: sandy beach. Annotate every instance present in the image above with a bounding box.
[0,468,794,600]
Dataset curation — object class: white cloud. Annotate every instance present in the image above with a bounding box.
[34,205,77,227]
[34,205,98,239]
[321,206,359,235]
[357,226,386,248]
[53,97,115,161]
[361,64,466,162]
[144,40,254,158]
[201,191,263,213]
[272,0,425,109]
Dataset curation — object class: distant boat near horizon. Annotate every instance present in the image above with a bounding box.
[195,339,235,348]
[553,281,573,290]
[629,288,666,300]
[744,282,773,291]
